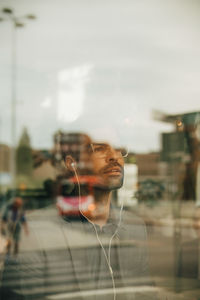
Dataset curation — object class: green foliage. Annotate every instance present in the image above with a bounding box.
[16,174,44,189]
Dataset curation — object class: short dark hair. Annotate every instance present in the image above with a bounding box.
[54,132,92,162]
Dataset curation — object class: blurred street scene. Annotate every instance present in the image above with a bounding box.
[1,1,200,299]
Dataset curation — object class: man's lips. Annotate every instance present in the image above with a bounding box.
[103,166,122,175]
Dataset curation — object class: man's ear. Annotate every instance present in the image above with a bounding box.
[65,155,76,172]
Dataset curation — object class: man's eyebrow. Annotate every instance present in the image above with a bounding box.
[92,143,108,146]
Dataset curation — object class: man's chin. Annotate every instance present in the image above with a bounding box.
[98,176,124,191]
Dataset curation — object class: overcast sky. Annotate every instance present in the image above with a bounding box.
[1,0,200,152]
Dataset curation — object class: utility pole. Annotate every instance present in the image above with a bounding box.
[0,7,36,188]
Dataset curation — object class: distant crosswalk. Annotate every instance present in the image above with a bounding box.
[0,248,157,300]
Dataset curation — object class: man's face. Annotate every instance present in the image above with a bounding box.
[85,143,125,190]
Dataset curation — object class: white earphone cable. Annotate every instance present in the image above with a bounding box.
[72,165,124,300]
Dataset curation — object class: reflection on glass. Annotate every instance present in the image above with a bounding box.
[1,1,200,299]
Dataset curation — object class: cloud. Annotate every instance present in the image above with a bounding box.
[57,64,93,123]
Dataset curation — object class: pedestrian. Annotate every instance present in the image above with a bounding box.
[1,197,29,257]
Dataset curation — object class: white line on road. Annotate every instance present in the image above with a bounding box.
[46,285,158,299]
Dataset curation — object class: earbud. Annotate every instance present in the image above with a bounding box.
[65,156,77,171]
[71,161,78,177]
[70,160,77,170]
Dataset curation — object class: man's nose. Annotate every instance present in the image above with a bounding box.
[106,147,119,161]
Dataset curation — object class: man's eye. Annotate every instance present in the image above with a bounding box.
[94,146,105,152]
[121,150,126,156]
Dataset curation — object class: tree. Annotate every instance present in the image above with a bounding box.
[16,127,33,176]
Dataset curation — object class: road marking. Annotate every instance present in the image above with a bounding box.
[46,285,158,299]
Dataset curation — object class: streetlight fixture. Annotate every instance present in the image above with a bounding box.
[1,7,36,188]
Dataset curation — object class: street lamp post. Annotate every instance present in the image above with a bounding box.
[1,7,36,188]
